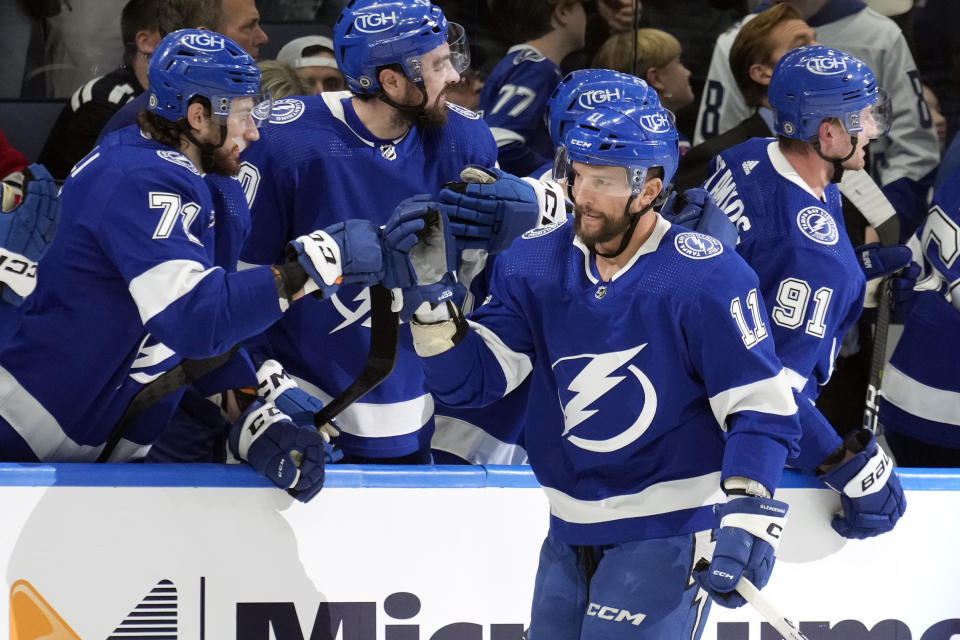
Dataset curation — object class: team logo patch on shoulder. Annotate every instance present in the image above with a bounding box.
[796,206,838,245]
[156,150,200,175]
[269,98,306,124]
[675,232,723,259]
[445,101,480,120]
[522,219,565,239]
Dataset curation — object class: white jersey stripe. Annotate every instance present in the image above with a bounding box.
[432,414,529,465]
[128,259,220,324]
[467,320,533,395]
[543,472,724,525]
[880,364,960,426]
[709,369,797,429]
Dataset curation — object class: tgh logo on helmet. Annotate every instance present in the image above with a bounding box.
[805,56,847,76]
[639,111,670,133]
[355,11,400,33]
[577,88,622,109]
[180,32,226,51]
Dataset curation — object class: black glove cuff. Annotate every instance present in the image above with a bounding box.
[272,261,309,301]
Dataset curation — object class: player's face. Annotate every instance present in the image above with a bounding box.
[419,42,461,113]
[301,64,347,94]
[571,163,635,250]
[209,97,260,176]
[219,0,268,58]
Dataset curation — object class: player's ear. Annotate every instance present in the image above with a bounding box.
[816,118,839,153]
[185,101,207,133]
[379,67,404,100]
[637,176,663,210]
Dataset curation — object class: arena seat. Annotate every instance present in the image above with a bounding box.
[0,99,66,163]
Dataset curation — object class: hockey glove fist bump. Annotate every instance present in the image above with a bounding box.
[0,163,60,305]
[819,429,906,539]
[661,188,738,251]
[438,165,566,255]
[286,219,383,299]
[695,496,788,609]
[382,195,464,322]
[856,243,913,310]
[229,399,327,502]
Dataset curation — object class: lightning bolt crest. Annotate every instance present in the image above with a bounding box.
[556,344,646,435]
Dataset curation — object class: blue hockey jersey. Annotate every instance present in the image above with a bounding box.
[420,214,801,545]
[880,167,960,448]
[239,93,497,459]
[0,127,283,461]
[478,45,561,177]
[704,138,864,467]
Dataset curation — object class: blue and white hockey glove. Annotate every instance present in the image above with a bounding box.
[855,242,912,309]
[660,188,738,251]
[694,494,789,609]
[382,196,465,322]
[819,429,906,539]
[285,219,383,300]
[228,399,327,503]
[253,358,340,448]
[0,163,60,305]
[438,165,567,255]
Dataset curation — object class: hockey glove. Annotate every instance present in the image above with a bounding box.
[382,196,465,322]
[0,163,60,305]
[856,243,912,309]
[819,429,906,539]
[438,165,567,255]
[660,188,738,251]
[286,219,383,300]
[253,358,340,445]
[228,399,327,503]
[694,496,789,609]
[890,261,921,323]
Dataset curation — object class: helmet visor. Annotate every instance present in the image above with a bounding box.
[213,91,274,129]
[553,146,646,198]
[404,22,471,84]
[843,88,892,139]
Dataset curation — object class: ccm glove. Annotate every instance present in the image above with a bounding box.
[819,429,906,539]
[0,163,60,304]
[228,400,328,502]
[253,358,340,445]
[660,188,738,251]
[694,496,789,609]
[438,165,567,254]
[382,196,465,322]
[285,220,383,300]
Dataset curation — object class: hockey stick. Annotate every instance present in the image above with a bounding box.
[694,558,810,640]
[312,283,398,428]
[863,276,893,435]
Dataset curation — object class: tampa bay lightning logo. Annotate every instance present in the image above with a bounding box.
[156,149,200,175]
[552,345,658,453]
[522,219,566,239]
[269,99,306,124]
[796,206,839,245]
[445,101,480,120]
[330,287,372,333]
[675,232,723,259]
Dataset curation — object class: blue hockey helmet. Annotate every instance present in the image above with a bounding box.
[334,0,470,95]
[148,29,271,125]
[768,45,892,141]
[546,69,660,146]
[554,103,680,196]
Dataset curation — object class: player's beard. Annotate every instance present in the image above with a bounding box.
[574,204,633,253]
[394,82,449,130]
[204,141,242,176]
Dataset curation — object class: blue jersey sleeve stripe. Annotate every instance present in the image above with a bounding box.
[128,259,220,323]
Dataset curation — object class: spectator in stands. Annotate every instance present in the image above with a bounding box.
[277,35,346,94]
[593,28,696,153]
[924,84,948,154]
[0,129,29,181]
[98,0,269,140]
[38,0,161,181]
[478,0,587,176]
[673,2,814,190]
[43,0,126,98]
[695,0,939,241]
[258,60,313,99]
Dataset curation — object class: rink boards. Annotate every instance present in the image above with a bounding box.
[0,464,957,640]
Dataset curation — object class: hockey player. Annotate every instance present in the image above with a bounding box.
[702,45,906,537]
[0,30,410,502]
[879,164,960,467]
[389,102,802,637]
[693,0,939,238]
[237,0,497,464]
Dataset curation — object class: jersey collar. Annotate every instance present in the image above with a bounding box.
[321,90,410,148]
[766,140,822,200]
